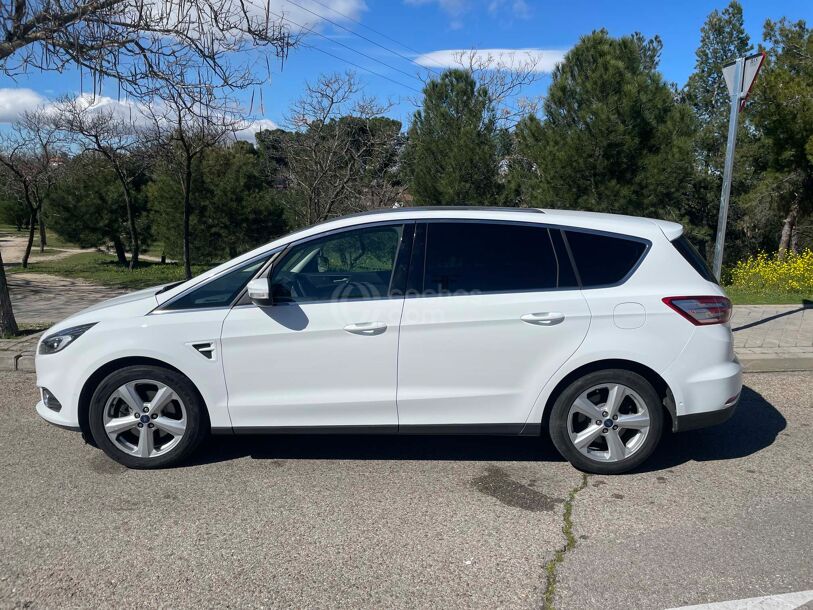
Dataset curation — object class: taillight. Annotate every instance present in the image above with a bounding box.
[662,296,732,325]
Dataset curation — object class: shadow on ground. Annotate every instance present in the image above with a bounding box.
[638,384,786,472]
[186,385,785,471]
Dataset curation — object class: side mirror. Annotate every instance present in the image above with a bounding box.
[246,278,273,306]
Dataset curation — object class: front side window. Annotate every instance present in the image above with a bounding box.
[163,257,268,310]
[564,230,648,287]
[270,224,404,303]
[422,222,577,295]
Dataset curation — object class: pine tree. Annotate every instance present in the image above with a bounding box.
[404,70,500,205]
[512,30,696,220]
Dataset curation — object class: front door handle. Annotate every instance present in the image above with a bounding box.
[521,312,565,326]
[343,322,387,336]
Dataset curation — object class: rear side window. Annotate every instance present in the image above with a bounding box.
[422,222,578,295]
[671,235,718,284]
[564,230,647,287]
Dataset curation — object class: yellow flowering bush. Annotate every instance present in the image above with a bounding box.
[729,249,813,294]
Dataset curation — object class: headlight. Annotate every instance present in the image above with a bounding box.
[38,323,98,355]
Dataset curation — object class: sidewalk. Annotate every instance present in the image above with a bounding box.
[731,304,813,372]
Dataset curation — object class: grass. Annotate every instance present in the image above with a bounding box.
[7,251,214,290]
[723,286,813,306]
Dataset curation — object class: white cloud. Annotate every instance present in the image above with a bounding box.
[266,0,367,31]
[488,0,530,19]
[414,48,567,73]
[0,88,46,122]
[235,118,280,141]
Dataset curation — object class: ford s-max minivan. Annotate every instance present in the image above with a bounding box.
[35,207,741,474]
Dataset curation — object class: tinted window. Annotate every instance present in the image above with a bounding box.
[671,235,717,284]
[271,224,403,303]
[164,257,268,310]
[564,230,647,287]
[422,222,577,295]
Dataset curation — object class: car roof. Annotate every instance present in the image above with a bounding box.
[301,206,683,240]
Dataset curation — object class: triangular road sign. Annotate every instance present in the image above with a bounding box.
[722,52,766,108]
[740,52,766,107]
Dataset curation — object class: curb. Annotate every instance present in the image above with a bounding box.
[739,355,813,373]
[0,351,35,372]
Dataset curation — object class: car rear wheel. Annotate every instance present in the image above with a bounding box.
[88,365,207,469]
[549,369,664,475]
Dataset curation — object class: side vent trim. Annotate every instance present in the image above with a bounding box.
[190,342,217,361]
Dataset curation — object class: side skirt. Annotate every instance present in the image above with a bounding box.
[212,423,541,436]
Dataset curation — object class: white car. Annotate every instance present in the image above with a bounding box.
[35,207,741,474]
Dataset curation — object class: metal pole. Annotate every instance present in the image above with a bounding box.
[712,57,744,281]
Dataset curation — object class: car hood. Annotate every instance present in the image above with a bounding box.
[46,284,167,334]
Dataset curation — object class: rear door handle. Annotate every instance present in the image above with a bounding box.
[343,322,387,336]
[521,312,565,326]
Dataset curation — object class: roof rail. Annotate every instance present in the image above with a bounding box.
[334,206,545,220]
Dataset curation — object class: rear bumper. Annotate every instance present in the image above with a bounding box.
[674,395,738,432]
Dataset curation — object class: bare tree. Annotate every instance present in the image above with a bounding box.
[145,86,240,278]
[0,109,63,268]
[1,0,295,98]
[0,0,295,336]
[284,72,402,227]
[54,96,149,268]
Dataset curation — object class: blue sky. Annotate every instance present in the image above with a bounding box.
[1,0,811,135]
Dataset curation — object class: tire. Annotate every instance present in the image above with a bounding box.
[548,369,663,475]
[88,365,208,469]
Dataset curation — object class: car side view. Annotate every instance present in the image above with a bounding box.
[34,207,742,474]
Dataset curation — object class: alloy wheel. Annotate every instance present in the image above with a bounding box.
[102,379,187,459]
[566,383,651,463]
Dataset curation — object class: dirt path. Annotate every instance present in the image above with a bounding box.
[0,232,93,265]
[0,231,169,265]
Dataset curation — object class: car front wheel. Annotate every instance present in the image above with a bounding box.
[549,369,664,475]
[88,365,208,469]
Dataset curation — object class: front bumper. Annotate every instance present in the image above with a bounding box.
[36,400,81,431]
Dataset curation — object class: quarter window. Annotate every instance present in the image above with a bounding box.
[564,230,647,287]
[163,256,268,310]
[422,222,577,295]
[270,224,404,303]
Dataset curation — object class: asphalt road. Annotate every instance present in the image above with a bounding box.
[0,371,811,609]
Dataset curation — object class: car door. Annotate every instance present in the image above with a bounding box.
[396,221,591,431]
[221,222,411,430]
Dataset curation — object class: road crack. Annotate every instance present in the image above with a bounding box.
[542,472,589,610]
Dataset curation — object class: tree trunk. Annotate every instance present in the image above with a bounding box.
[121,186,139,270]
[777,203,799,258]
[0,248,18,337]
[112,235,128,266]
[38,212,47,252]
[21,211,36,269]
[790,224,799,255]
[182,161,193,280]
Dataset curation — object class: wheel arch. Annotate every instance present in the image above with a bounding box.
[77,356,211,442]
[538,358,676,434]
